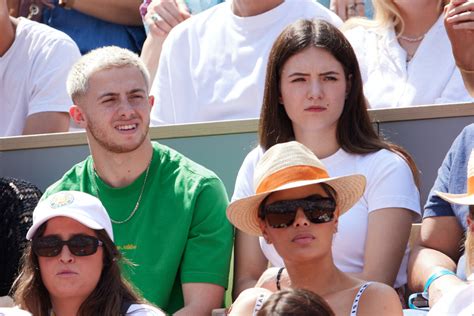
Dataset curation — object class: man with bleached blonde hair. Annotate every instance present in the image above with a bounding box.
[43,46,233,315]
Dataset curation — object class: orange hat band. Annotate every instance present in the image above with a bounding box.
[469,176,474,195]
[256,165,330,194]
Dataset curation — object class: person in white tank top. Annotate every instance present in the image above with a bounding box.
[227,141,403,315]
[231,19,421,303]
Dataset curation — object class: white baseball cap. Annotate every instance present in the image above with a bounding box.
[26,191,114,241]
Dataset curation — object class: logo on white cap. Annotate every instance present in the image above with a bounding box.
[49,192,75,209]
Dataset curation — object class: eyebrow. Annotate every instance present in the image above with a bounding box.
[97,89,147,100]
[287,71,341,77]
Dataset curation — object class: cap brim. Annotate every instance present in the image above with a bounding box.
[435,191,474,206]
[227,174,366,236]
[26,210,105,240]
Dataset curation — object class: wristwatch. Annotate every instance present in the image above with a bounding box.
[58,0,75,10]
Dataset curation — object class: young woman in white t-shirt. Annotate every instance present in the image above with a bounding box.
[232,19,421,302]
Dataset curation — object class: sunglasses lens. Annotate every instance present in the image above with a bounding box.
[68,235,99,256]
[33,236,62,257]
[266,211,296,228]
[263,195,336,228]
[306,209,335,223]
[32,235,101,257]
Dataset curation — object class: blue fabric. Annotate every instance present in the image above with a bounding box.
[184,0,223,14]
[423,124,474,231]
[42,2,146,55]
[318,0,374,18]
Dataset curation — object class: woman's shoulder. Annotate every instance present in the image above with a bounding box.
[355,282,403,315]
[126,303,166,316]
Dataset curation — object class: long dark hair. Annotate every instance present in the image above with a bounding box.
[259,19,419,185]
[12,224,145,316]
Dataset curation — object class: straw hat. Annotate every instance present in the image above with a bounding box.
[227,141,366,236]
[436,150,474,205]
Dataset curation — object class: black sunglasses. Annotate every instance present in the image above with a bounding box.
[32,234,103,257]
[260,195,336,228]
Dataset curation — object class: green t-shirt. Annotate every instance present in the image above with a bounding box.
[43,142,233,314]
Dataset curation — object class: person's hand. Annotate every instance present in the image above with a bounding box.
[444,0,474,71]
[145,0,190,38]
[330,0,366,21]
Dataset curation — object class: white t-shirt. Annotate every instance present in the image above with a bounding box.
[150,0,342,125]
[126,303,166,315]
[0,18,80,137]
[343,15,473,109]
[232,146,421,288]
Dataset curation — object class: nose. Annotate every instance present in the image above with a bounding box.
[293,208,310,228]
[117,98,135,119]
[59,245,74,263]
[307,80,323,100]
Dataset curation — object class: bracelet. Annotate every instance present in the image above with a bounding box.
[457,63,474,74]
[423,268,456,293]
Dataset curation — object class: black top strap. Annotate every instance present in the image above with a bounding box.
[276,267,285,291]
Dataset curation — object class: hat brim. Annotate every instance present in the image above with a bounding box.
[227,174,366,236]
[26,209,105,240]
[435,191,474,206]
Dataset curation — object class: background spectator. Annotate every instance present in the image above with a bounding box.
[444,0,474,95]
[343,0,473,108]
[41,0,145,54]
[0,0,80,136]
[148,0,341,125]
[140,0,223,81]
[409,125,474,307]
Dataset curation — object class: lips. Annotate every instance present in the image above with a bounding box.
[292,233,315,244]
[304,105,327,112]
[57,269,78,276]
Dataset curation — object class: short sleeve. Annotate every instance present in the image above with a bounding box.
[28,37,80,116]
[231,147,263,202]
[423,127,472,218]
[365,150,421,218]
[180,177,233,287]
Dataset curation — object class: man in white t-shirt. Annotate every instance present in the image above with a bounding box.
[0,0,81,137]
[149,0,342,125]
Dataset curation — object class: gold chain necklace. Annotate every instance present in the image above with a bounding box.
[94,161,151,224]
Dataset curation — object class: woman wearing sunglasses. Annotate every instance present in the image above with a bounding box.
[12,191,164,316]
[227,141,403,315]
[232,19,421,302]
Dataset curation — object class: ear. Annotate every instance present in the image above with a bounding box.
[148,95,154,109]
[468,215,473,231]
[258,218,272,244]
[69,105,87,128]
